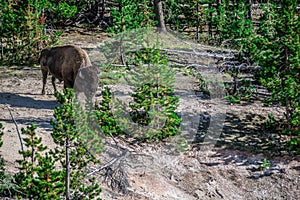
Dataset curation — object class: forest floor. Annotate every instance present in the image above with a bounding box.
[0,30,299,199]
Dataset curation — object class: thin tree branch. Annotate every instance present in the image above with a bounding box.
[86,151,128,177]
[6,105,24,157]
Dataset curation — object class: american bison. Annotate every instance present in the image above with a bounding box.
[39,45,98,99]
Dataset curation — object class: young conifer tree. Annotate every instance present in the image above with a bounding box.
[51,89,102,199]
[124,44,182,140]
[14,123,64,199]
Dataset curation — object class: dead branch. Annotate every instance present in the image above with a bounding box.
[87,151,128,177]
[87,132,130,193]
[164,48,235,60]
[5,105,24,156]
[219,63,261,72]
[103,152,129,193]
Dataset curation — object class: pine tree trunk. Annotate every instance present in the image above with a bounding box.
[100,0,105,20]
[208,3,213,39]
[154,0,167,32]
[246,0,252,20]
[65,134,70,200]
[196,1,199,41]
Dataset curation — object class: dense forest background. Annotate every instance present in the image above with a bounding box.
[0,1,299,199]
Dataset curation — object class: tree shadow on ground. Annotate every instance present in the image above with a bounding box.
[0,92,58,110]
[0,117,53,130]
[192,112,289,157]
[217,112,288,156]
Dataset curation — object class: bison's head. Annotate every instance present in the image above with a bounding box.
[38,48,51,66]
[74,66,99,100]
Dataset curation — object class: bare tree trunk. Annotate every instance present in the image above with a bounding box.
[196,0,199,41]
[208,3,213,39]
[246,0,252,20]
[100,0,105,19]
[154,0,167,33]
[65,134,70,200]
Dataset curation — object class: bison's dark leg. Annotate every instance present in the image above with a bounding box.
[41,69,48,95]
[52,76,57,92]
[64,80,73,89]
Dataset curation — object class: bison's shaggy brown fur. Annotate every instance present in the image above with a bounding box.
[39,45,98,99]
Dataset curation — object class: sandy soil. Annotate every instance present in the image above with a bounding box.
[0,32,299,199]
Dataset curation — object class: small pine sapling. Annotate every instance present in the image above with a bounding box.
[124,47,182,140]
[95,86,123,137]
[51,89,102,199]
[14,123,64,199]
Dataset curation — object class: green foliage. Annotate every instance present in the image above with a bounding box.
[225,76,256,104]
[0,0,61,65]
[169,0,207,41]
[259,158,271,171]
[48,1,77,25]
[249,1,300,152]
[0,123,6,194]
[51,89,102,199]
[165,0,206,39]
[182,68,210,96]
[174,137,189,152]
[0,124,16,198]
[225,94,241,104]
[95,86,123,136]
[289,138,300,155]
[2,90,102,199]
[107,0,155,33]
[125,47,182,140]
[196,72,211,96]
[213,0,253,48]
[75,100,104,155]
[164,0,253,45]
[13,123,64,199]
[264,114,278,131]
